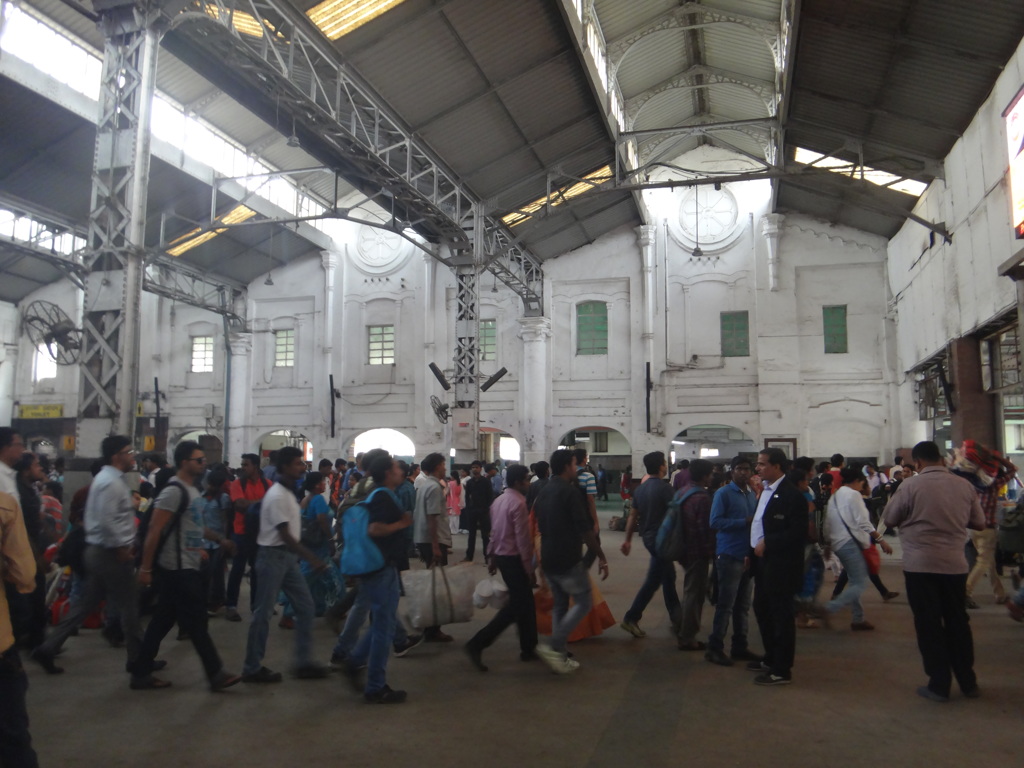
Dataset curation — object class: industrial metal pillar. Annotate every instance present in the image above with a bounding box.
[77,3,160,454]
[451,205,483,464]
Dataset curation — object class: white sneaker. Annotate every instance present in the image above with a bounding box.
[536,643,578,675]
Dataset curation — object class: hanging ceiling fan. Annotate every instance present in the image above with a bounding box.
[21,299,83,365]
[430,394,450,424]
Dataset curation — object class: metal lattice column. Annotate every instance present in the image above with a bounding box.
[78,6,160,450]
[453,266,479,411]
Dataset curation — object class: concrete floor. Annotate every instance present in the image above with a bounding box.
[26,501,1023,767]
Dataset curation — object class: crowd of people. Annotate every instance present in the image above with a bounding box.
[2,425,1023,766]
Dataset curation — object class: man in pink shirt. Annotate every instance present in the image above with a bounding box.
[464,465,536,671]
[883,441,985,702]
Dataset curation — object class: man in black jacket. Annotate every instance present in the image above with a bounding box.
[749,448,807,686]
[462,461,493,563]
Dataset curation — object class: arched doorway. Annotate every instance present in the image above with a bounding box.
[671,424,758,465]
[557,426,631,498]
[258,430,313,468]
[477,427,520,464]
[173,431,224,465]
[350,428,415,463]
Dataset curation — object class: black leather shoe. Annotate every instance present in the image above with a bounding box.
[704,649,733,667]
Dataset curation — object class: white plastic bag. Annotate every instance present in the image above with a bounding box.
[402,565,476,627]
[473,573,510,610]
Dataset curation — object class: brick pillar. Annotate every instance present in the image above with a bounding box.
[949,337,996,447]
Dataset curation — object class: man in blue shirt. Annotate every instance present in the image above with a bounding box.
[705,455,759,666]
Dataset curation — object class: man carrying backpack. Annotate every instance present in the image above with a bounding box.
[332,452,412,703]
[241,447,330,684]
[225,454,269,622]
[133,441,240,691]
[673,460,715,651]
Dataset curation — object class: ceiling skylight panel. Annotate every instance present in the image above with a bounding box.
[307,0,409,41]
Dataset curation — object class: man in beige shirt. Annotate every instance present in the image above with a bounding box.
[883,441,984,703]
[1,489,40,767]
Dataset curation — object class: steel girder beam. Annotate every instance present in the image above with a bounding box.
[0,199,248,318]
[453,265,479,410]
[143,255,245,323]
[161,2,543,311]
[0,235,87,289]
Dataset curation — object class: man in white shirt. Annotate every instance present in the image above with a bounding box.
[242,446,329,684]
[413,452,453,643]
[34,435,147,676]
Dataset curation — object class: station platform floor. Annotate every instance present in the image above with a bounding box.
[25,499,1022,767]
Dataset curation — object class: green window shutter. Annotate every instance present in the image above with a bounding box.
[720,311,749,357]
[823,305,848,354]
[576,301,608,355]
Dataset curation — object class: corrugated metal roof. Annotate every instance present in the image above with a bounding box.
[615,30,691,99]
[784,0,1024,237]
[702,23,776,82]
[594,0,676,42]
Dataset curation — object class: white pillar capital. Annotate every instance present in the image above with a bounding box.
[635,223,657,249]
[517,316,552,343]
[228,331,253,357]
[320,249,340,271]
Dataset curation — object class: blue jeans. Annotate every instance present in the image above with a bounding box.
[332,566,399,694]
[825,539,867,623]
[624,537,680,626]
[707,554,753,653]
[243,547,315,675]
[545,562,592,653]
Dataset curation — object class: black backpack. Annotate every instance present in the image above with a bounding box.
[135,480,193,570]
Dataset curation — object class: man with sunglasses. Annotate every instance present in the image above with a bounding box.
[133,441,240,691]
[32,435,146,676]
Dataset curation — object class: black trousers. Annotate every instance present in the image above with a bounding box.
[0,648,38,768]
[463,507,491,562]
[903,571,976,697]
[202,546,227,607]
[469,555,537,655]
[136,569,223,682]
[752,568,796,678]
[6,570,47,649]
[226,534,257,611]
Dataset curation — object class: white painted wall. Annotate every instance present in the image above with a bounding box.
[887,34,1024,444]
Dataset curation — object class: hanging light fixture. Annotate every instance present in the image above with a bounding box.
[264,227,276,285]
[286,116,301,148]
[491,273,499,293]
[691,188,703,259]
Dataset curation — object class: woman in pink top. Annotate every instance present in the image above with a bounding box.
[447,470,462,535]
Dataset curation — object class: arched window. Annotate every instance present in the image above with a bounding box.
[576,301,608,356]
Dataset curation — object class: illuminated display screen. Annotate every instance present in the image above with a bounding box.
[1006,84,1024,239]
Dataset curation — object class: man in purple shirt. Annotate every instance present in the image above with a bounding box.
[464,465,536,671]
[883,440,985,702]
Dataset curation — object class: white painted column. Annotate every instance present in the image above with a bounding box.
[226,332,252,461]
[320,250,340,455]
[0,342,17,426]
[760,213,784,292]
[517,316,551,467]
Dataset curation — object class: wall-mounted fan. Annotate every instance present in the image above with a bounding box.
[22,300,83,365]
[430,394,450,424]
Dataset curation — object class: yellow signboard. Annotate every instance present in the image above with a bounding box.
[17,404,63,419]
[62,436,75,451]
[143,435,156,451]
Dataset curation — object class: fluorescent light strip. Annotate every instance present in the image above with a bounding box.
[307,0,409,41]
[167,205,256,256]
